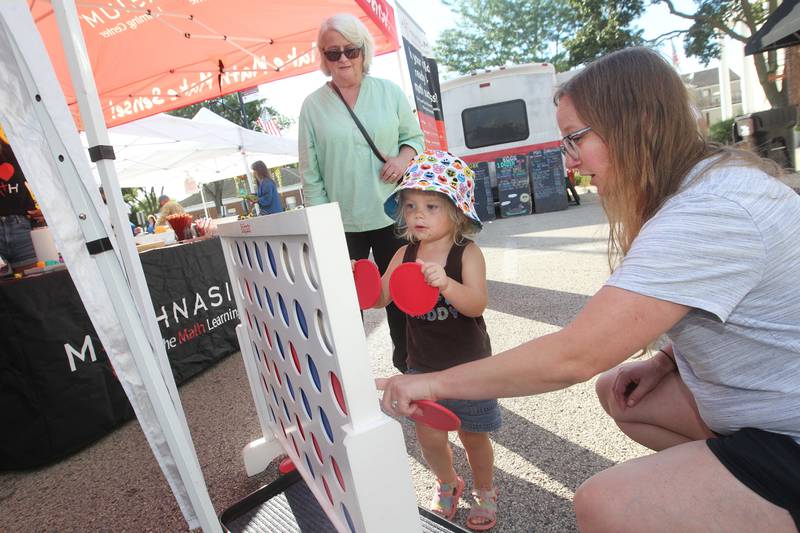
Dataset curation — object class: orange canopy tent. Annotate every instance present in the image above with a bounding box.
[31,0,399,128]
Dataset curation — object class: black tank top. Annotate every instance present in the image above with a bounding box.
[403,241,492,372]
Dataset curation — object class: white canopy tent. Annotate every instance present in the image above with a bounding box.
[89,107,298,190]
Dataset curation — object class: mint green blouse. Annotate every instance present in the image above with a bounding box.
[299,76,424,232]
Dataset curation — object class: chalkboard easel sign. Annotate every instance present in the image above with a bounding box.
[468,161,495,222]
[529,148,568,213]
[495,155,532,217]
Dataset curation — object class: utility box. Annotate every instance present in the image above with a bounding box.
[734,106,798,169]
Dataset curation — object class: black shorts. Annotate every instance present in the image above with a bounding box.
[707,427,800,529]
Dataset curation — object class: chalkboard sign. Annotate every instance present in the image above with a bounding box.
[495,155,532,217]
[528,148,568,213]
[468,162,495,222]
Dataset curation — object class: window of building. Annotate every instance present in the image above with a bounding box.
[462,99,529,149]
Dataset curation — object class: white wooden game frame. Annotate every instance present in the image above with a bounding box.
[216,204,421,533]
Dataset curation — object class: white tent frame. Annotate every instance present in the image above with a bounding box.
[0,2,221,531]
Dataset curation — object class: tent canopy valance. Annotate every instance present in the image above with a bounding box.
[745,0,800,55]
[31,0,399,128]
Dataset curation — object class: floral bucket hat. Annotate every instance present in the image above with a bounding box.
[384,149,482,230]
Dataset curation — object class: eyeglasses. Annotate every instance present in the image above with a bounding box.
[559,126,593,160]
[323,47,362,62]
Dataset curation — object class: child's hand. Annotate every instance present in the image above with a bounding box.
[418,259,450,291]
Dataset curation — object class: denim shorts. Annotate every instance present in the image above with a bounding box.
[0,215,35,268]
[406,368,502,433]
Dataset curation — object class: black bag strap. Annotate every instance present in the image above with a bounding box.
[329,82,386,163]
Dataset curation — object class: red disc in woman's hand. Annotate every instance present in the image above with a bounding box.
[410,400,461,431]
[389,262,439,316]
[353,259,381,310]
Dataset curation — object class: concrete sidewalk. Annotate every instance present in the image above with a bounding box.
[0,190,649,532]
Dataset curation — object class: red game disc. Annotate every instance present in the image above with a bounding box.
[353,259,381,310]
[410,400,461,431]
[389,262,439,316]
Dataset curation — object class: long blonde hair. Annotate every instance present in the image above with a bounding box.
[555,47,779,268]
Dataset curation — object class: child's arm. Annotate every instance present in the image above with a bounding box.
[420,242,488,317]
[373,245,406,308]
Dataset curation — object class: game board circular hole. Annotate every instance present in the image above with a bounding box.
[291,434,299,456]
[295,414,306,441]
[282,398,290,421]
[235,241,244,266]
[300,388,312,420]
[245,309,252,330]
[342,504,356,533]
[262,350,270,373]
[279,419,286,438]
[315,309,334,355]
[263,287,274,317]
[319,406,334,444]
[329,371,348,416]
[322,476,333,505]
[263,323,272,348]
[253,281,263,309]
[244,241,253,270]
[311,432,323,464]
[275,332,285,359]
[260,374,268,392]
[266,241,277,277]
[252,341,260,361]
[278,293,290,327]
[254,319,262,339]
[273,362,282,384]
[304,452,315,479]
[332,456,345,491]
[291,342,301,374]
[245,279,253,304]
[281,241,296,284]
[307,354,321,392]
[301,242,319,291]
[253,241,264,273]
[270,383,279,406]
[294,300,308,338]
[285,373,295,401]
[268,405,277,424]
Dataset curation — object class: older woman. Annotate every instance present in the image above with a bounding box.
[299,13,424,373]
[379,47,800,532]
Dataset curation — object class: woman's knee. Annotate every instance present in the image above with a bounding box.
[574,471,623,533]
[594,369,616,415]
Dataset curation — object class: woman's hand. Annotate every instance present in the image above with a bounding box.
[612,356,674,409]
[380,154,411,183]
[419,260,450,291]
[376,372,438,417]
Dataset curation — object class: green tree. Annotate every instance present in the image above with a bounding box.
[564,0,645,67]
[434,0,578,74]
[654,0,784,107]
[708,117,736,144]
[123,186,162,224]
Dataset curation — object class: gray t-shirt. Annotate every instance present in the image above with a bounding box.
[606,157,800,443]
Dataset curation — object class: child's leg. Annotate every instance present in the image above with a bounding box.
[416,422,457,482]
[458,430,494,490]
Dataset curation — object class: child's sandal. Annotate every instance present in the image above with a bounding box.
[430,476,465,520]
[466,487,498,531]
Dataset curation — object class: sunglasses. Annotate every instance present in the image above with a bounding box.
[323,47,363,62]
[559,126,593,160]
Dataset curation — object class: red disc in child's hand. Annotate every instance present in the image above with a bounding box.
[353,259,381,310]
[389,262,439,316]
[278,458,296,474]
[410,400,461,431]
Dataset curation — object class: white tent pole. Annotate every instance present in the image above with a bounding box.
[49,1,220,531]
[199,183,210,219]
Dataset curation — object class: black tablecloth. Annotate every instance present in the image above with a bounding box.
[0,237,239,469]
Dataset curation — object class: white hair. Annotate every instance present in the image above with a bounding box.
[317,13,374,77]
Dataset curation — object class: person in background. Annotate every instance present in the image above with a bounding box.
[0,128,43,274]
[155,194,185,226]
[299,13,424,372]
[379,47,800,531]
[145,214,157,233]
[250,160,283,215]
